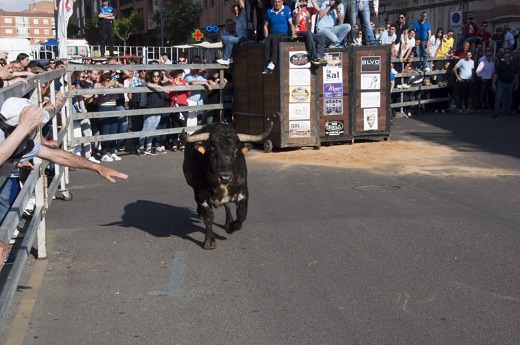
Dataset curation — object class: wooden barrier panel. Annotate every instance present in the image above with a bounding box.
[233,42,320,151]
[350,45,391,141]
[318,48,352,143]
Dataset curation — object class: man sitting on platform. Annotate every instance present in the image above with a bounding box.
[217,0,248,66]
[262,0,297,74]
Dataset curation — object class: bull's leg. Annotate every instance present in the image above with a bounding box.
[224,203,234,231]
[225,198,247,234]
[197,204,217,250]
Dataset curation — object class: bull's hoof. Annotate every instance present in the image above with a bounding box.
[225,221,242,234]
[203,239,217,250]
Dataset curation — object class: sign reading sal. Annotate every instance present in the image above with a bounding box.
[361,56,381,73]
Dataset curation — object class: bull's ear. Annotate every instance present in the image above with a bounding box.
[242,143,253,153]
[195,143,206,154]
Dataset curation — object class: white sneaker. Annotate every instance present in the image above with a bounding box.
[407,112,412,117]
[267,62,275,70]
[111,153,122,161]
[229,58,234,64]
[88,156,100,164]
[101,154,114,162]
[262,68,270,75]
[216,58,229,65]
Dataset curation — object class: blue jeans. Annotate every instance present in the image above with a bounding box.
[0,176,20,224]
[98,105,118,155]
[297,31,326,59]
[316,24,351,45]
[494,80,514,114]
[139,114,161,148]
[156,114,170,147]
[418,41,430,69]
[221,35,245,60]
[346,0,374,44]
[116,105,128,149]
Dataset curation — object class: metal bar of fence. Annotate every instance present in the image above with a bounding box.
[0,205,43,327]
[72,125,204,145]
[67,63,229,72]
[0,66,71,330]
[72,103,226,120]
[390,97,451,108]
[68,83,231,96]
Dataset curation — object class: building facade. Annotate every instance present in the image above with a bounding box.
[0,1,55,44]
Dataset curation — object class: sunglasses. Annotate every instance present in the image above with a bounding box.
[152,74,161,77]
[178,59,186,62]
[49,61,55,64]
[399,16,404,19]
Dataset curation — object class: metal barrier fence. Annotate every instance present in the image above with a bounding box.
[66,63,231,146]
[0,67,71,329]
[0,62,231,329]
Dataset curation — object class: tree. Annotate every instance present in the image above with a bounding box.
[84,17,100,46]
[153,0,203,45]
[67,23,80,38]
[114,12,144,48]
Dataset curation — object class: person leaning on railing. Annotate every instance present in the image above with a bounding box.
[0,107,127,264]
[0,98,128,221]
[0,102,45,262]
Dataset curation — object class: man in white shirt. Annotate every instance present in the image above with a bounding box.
[379,23,396,45]
[503,25,515,49]
[475,51,495,110]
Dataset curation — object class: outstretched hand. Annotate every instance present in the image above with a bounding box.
[97,165,129,184]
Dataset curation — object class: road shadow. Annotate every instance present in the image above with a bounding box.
[395,112,520,160]
[101,199,227,248]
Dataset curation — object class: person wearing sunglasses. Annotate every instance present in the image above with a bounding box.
[94,70,125,162]
[394,12,408,45]
[135,70,170,156]
[47,59,56,71]
[98,0,115,57]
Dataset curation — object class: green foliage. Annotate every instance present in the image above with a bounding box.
[83,17,100,45]
[114,12,144,46]
[153,0,203,45]
[67,23,80,38]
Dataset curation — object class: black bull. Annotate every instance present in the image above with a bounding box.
[182,122,272,250]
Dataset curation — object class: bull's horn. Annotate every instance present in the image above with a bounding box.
[237,122,273,143]
[182,130,210,143]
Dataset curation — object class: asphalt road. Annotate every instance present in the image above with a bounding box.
[2,112,520,345]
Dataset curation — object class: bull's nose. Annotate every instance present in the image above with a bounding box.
[219,174,232,183]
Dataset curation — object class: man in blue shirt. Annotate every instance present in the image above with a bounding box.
[412,11,431,71]
[98,0,115,57]
[262,0,297,74]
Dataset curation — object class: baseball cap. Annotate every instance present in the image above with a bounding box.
[0,97,50,126]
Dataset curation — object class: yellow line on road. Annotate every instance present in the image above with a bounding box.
[4,258,48,345]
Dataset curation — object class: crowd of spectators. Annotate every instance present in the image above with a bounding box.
[382,11,520,118]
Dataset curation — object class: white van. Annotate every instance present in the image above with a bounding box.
[0,38,33,61]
